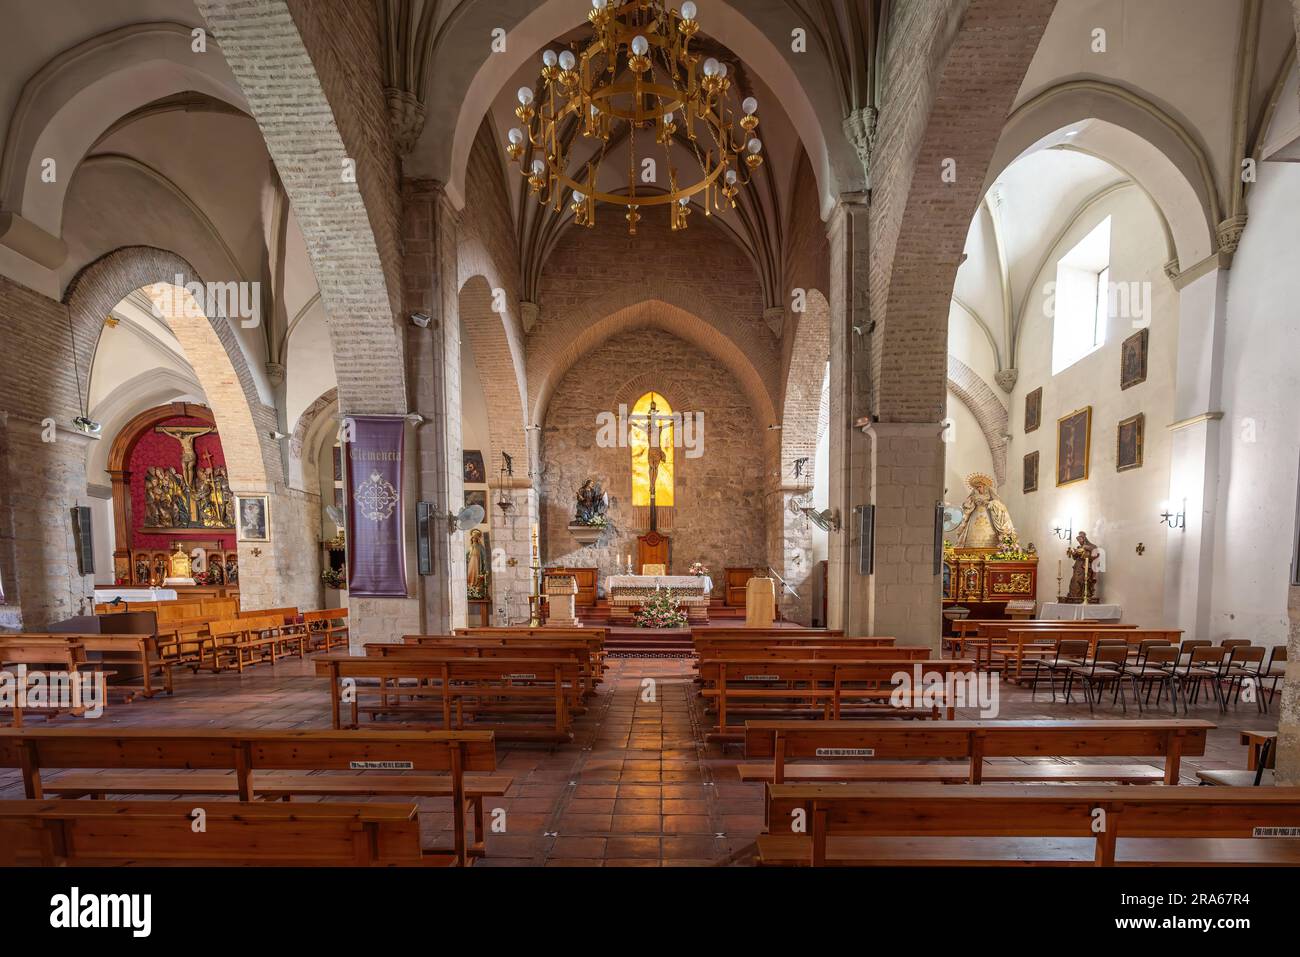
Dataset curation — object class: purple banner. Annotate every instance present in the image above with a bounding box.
[345,415,407,597]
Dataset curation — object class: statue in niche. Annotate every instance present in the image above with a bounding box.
[224,554,239,584]
[952,472,1017,549]
[1065,531,1102,603]
[466,528,490,599]
[573,479,609,527]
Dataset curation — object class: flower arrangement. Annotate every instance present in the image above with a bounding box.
[574,513,608,528]
[634,588,687,629]
[321,567,347,589]
[992,533,1033,561]
[688,561,709,576]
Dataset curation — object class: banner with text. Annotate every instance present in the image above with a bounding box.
[345,415,407,597]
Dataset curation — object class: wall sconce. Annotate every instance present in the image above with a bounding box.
[1160,500,1186,531]
[1051,518,1073,541]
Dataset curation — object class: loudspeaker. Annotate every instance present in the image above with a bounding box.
[416,502,435,575]
[933,504,946,576]
[71,506,94,577]
[856,505,875,576]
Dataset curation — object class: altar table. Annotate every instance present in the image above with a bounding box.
[1039,602,1122,621]
[93,587,179,604]
[604,575,712,624]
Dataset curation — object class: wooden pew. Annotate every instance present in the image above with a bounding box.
[386,638,598,697]
[697,658,976,737]
[0,726,503,865]
[315,655,581,742]
[455,627,606,678]
[758,783,1300,866]
[207,616,303,672]
[740,719,1214,814]
[0,800,447,867]
[4,632,171,700]
[304,608,350,652]
[961,622,1142,671]
[0,638,110,726]
[696,644,929,662]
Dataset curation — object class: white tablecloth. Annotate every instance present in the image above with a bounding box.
[93,587,178,603]
[1039,602,1122,621]
[605,575,712,594]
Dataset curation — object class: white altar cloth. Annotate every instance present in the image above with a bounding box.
[605,575,712,594]
[93,587,178,604]
[1039,602,1122,621]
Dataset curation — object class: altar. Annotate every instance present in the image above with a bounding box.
[604,574,712,624]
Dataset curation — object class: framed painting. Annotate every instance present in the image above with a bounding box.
[463,450,486,484]
[465,489,488,514]
[1023,451,1039,493]
[1117,413,1145,472]
[1056,407,1092,487]
[1025,387,1042,433]
[236,494,270,542]
[1120,328,1148,390]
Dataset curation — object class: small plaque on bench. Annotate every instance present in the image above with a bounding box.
[744,674,781,681]
[1253,827,1300,838]
[503,673,537,680]
[815,748,875,757]
[349,761,415,770]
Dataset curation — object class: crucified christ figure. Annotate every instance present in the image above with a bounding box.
[155,425,215,491]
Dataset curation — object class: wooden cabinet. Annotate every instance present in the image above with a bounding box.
[724,567,763,607]
[546,567,597,607]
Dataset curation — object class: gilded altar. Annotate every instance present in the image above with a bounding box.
[942,547,1038,605]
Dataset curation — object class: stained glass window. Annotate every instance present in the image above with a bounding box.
[630,391,674,507]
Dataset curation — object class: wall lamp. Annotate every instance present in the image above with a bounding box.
[1051,518,1073,541]
[1160,500,1186,531]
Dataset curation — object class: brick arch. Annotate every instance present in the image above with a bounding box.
[64,246,275,491]
[781,288,831,487]
[288,387,339,496]
[529,295,778,432]
[870,0,1056,423]
[460,275,529,471]
[947,355,1008,488]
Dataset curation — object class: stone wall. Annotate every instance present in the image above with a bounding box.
[539,332,767,591]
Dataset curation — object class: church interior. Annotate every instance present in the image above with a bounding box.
[1,0,1300,899]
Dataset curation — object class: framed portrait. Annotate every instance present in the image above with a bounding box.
[1056,406,1092,487]
[1117,413,1145,472]
[1120,328,1148,390]
[236,494,270,542]
[465,489,488,514]
[1023,451,1039,494]
[1025,387,1042,433]
[463,450,486,484]
[332,444,342,483]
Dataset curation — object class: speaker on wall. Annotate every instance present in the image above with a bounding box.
[933,504,946,576]
[416,502,435,576]
[71,506,94,577]
[856,505,875,576]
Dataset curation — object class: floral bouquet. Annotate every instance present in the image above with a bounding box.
[634,588,687,629]
[688,561,709,577]
[321,567,347,589]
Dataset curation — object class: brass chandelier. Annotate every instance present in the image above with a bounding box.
[505,0,764,235]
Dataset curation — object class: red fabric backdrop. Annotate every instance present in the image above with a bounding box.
[128,415,235,550]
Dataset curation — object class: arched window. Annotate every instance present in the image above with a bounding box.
[630,391,674,507]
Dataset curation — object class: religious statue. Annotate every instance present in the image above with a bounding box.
[573,479,609,526]
[1065,531,1101,603]
[952,472,1017,549]
[466,528,489,599]
[154,425,215,493]
[224,554,239,584]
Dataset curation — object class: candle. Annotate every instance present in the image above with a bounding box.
[1057,560,1062,577]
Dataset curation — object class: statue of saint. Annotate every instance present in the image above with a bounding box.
[952,472,1017,548]
[573,479,609,525]
[1065,531,1101,602]
[466,528,489,598]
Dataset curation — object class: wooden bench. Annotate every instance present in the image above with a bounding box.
[0,799,449,867]
[0,638,112,726]
[454,627,606,677]
[315,655,581,742]
[758,783,1300,866]
[740,719,1213,821]
[0,726,503,865]
[696,644,929,662]
[386,638,598,697]
[698,658,976,737]
[304,608,350,652]
[4,632,171,700]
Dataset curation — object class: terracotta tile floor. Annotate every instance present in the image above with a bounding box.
[0,653,1280,866]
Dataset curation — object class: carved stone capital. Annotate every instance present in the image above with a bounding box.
[1216,214,1248,255]
[842,106,877,181]
[520,300,540,333]
[993,368,1018,393]
[763,306,784,337]
[385,88,427,156]
[265,361,285,386]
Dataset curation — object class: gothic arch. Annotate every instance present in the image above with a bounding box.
[63,246,275,491]
[946,355,1008,488]
[288,386,339,496]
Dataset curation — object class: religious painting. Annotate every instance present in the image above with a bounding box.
[463,450,486,484]
[1056,406,1092,487]
[1120,328,1148,390]
[332,445,343,483]
[1023,451,1039,494]
[1117,413,1145,472]
[140,422,235,532]
[236,494,270,542]
[465,489,487,514]
[1025,387,1042,433]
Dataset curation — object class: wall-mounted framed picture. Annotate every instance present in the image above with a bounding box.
[1117,413,1145,472]
[1056,406,1092,487]
[463,450,486,484]
[1025,387,1042,433]
[1121,327,1149,390]
[1023,451,1039,493]
[236,494,270,542]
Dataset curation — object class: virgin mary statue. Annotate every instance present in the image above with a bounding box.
[952,472,1017,549]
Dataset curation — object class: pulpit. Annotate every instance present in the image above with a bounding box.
[744,576,776,627]
[543,575,581,627]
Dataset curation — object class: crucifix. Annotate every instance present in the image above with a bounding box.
[629,398,666,532]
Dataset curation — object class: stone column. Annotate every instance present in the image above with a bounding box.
[489,481,539,625]
[1278,586,1300,783]
[1160,266,1229,640]
[863,421,945,650]
[826,195,872,633]
[766,483,814,625]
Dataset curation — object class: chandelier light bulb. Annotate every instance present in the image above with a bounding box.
[543,50,558,67]
[631,35,649,56]
[559,50,576,71]
[742,96,758,115]
[717,62,729,78]
[703,57,719,77]
[517,87,534,106]
[678,196,690,206]
[508,127,524,145]
[664,110,674,122]
[747,137,762,154]
[572,190,586,203]
[531,158,546,175]
[593,0,607,8]
[680,1,697,20]
[725,169,738,185]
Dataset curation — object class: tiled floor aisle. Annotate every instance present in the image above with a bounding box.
[0,652,1281,866]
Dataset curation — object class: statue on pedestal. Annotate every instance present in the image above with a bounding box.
[1065,531,1101,603]
[952,473,1017,549]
